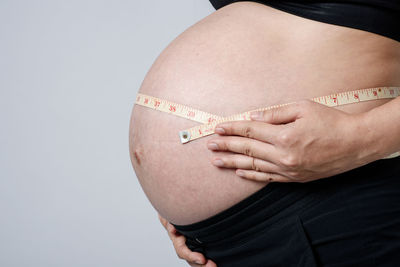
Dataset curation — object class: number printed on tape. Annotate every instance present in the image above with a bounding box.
[135,87,400,159]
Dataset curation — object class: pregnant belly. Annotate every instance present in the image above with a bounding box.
[129,2,400,225]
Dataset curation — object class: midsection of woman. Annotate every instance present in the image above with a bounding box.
[129,2,400,225]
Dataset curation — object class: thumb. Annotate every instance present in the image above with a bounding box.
[250,102,300,124]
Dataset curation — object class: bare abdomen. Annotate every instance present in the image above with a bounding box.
[129,2,400,225]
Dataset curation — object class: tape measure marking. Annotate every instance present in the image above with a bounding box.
[135,94,223,124]
[135,87,400,159]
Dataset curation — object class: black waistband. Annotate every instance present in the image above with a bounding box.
[173,157,400,246]
[173,181,310,245]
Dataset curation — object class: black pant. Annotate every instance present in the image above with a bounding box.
[173,157,400,266]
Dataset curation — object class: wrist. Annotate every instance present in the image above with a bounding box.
[353,110,386,162]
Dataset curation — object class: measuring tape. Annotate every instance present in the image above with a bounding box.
[135,87,400,159]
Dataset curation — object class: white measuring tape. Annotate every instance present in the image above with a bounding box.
[135,86,400,159]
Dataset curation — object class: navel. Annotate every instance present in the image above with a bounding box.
[133,148,142,165]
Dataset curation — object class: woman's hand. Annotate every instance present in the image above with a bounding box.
[207,99,373,183]
[158,214,217,267]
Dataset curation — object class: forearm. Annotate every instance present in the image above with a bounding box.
[359,96,400,161]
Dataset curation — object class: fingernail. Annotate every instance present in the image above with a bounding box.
[214,127,225,134]
[195,259,203,264]
[236,170,245,177]
[207,142,218,150]
[213,159,224,166]
[250,111,262,120]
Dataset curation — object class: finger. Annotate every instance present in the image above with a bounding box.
[173,236,206,264]
[250,101,301,124]
[205,260,218,267]
[210,153,281,173]
[189,258,217,267]
[167,229,202,262]
[166,222,178,235]
[236,169,291,182]
[158,214,168,230]
[208,136,281,165]
[214,120,283,143]
[166,223,179,241]
[166,223,207,265]
[189,263,207,267]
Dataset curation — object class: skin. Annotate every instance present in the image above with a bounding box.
[208,100,376,182]
[134,2,400,265]
[159,215,217,267]
[160,96,400,266]
[131,1,400,226]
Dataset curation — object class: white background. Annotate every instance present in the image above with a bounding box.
[0,0,214,266]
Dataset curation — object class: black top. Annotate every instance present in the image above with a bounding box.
[209,0,400,42]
